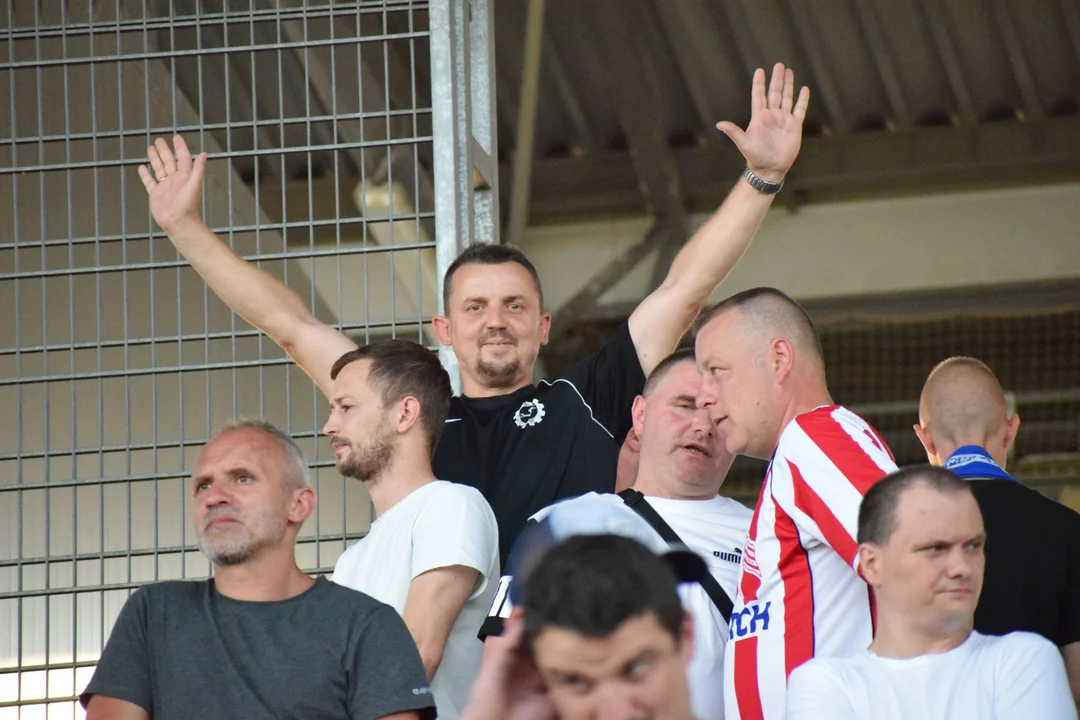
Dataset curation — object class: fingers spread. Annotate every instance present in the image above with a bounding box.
[154,137,177,175]
[751,67,767,113]
[174,134,192,173]
[793,86,811,121]
[136,164,156,193]
[146,143,166,180]
[781,68,795,113]
[767,62,785,109]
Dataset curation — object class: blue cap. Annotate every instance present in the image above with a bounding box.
[506,493,709,605]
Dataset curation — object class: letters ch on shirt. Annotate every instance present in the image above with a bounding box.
[729,601,772,640]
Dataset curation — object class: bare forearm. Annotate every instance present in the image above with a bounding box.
[165,218,315,346]
[663,179,774,302]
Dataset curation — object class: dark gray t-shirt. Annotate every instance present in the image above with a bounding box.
[80,576,435,720]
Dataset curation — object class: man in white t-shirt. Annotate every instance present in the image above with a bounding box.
[786,465,1076,720]
[480,349,752,720]
[325,340,499,720]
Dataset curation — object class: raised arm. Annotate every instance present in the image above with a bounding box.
[138,135,356,398]
[402,565,481,679]
[628,63,810,375]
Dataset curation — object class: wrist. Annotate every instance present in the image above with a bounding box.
[746,166,786,184]
[741,167,784,195]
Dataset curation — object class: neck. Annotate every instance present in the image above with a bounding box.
[211,542,314,602]
[870,613,973,660]
[633,461,719,501]
[936,437,1004,467]
[459,374,532,398]
[365,452,439,517]
[774,380,833,450]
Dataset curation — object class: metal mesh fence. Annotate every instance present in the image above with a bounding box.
[0,1,442,715]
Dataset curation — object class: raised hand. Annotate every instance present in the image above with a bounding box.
[460,613,555,720]
[137,135,208,235]
[716,62,810,183]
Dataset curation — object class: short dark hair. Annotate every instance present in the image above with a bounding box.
[643,348,696,398]
[693,287,823,362]
[857,465,974,546]
[442,243,545,310]
[330,340,452,454]
[522,534,684,652]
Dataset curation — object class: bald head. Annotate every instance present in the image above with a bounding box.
[917,357,1019,467]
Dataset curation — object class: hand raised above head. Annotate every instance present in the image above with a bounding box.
[715,62,811,184]
[136,134,208,235]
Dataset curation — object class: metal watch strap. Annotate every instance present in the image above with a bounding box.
[742,167,784,195]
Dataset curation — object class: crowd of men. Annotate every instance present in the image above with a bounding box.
[75,63,1080,720]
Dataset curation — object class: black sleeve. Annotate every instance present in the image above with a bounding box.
[559,322,646,442]
[1061,510,1080,646]
[348,604,436,720]
[79,589,153,711]
[478,518,539,640]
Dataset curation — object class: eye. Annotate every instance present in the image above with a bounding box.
[467,304,483,313]
[340,404,352,413]
[508,302,522,311]
[559,676,592,695]
[235,474,253,484]
[710,367,721,376]
[624,656,653,681]
[964,539,984,552]
[195,481,211,493]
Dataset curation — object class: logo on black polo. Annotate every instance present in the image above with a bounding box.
[514,399,546,428]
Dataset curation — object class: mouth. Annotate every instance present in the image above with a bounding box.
[331,442,350,455]
[205,516,239,529]
[681,443,713,459]
[941,588,974,597]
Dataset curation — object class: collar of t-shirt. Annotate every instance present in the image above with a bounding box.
[867,631,980,668]
[943,445,1019,483]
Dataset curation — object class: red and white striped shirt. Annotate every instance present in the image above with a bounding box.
[723,405,897,720]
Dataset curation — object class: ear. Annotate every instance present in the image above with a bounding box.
[631,395,646,439]
[537,311,552,346]
[287,486,317,526]
[679,610,695,664]
[1003,413,1020,453]
[857,543,882,587]
[772,338,795,383]
[913,423,938,464]
[394,397,424,436]
[431,315,453,347]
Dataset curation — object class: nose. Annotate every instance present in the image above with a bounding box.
[323,413,338,437]
[594,686,639,720]
[946,547,975,579]
[484,305,507,329]
[690,407,715,437]
[198,478,231,511]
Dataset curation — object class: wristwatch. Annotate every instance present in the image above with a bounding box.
[742,167,784,195]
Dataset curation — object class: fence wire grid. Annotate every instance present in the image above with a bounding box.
[1,0,439,716]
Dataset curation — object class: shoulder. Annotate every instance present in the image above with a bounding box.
[311,577,389,618]
[981,630,1060,658]
[789,656,853,687]
[427,481,496,516]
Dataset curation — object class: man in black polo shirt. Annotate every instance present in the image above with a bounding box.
[137,63,810,561]
[915,356,1080,706]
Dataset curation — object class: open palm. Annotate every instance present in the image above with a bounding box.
[137,135,208,235]
[716,63,810,182]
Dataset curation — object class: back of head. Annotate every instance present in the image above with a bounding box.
[330,340,453,453]
[443,242,545,309]
[521,534,684,651]
[919,357,1009,448]
[858,464,973,546]
[694,287,824,374]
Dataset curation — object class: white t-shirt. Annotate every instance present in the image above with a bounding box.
[786,631,1077,720]
[332,480,500,720]
[485,491,751,720]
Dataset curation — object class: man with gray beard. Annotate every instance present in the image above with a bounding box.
[80,420,435,720]
[325,340,500,720]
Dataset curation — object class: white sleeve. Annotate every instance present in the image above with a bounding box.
[994,633,1078,720]
[411,485,500,600]
[786,661,860,720]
